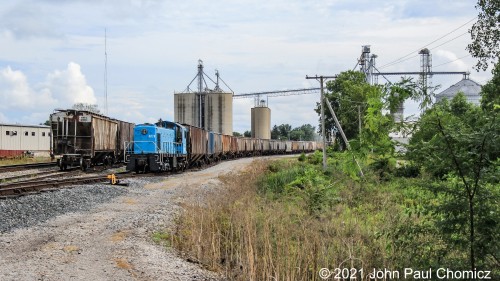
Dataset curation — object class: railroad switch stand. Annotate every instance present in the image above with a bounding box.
[107,174,129,186]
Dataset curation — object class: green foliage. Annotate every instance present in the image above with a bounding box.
[297,153,306,162]
[72,103,100,113]
[152,231,172,246]
[316,70,372,142]
[480,62,500,112]
[243,130,251,137]
[467,0,500,71]
[408,93,499,179]
[271,123,316,140]
[232,131,242,137]
[315,71,424,159]
[407,93,499,270]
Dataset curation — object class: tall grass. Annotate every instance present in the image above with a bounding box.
[168,158,426,280]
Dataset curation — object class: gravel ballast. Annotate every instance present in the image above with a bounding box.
[0,157,276,281]
[0,184,128,233]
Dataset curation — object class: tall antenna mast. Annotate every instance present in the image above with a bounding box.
[104,28,108,115]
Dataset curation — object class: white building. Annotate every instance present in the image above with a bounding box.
[0,123,51,158]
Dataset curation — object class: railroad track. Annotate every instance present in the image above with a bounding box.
[0,171,73,184]
[0,162,57,173]
[0,172,131,198]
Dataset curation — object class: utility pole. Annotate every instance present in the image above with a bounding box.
[306,75,337,170]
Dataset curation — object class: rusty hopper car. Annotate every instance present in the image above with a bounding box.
[50,109,134,170]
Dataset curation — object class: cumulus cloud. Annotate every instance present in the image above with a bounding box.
[0,66,37,109]
[41,62,97,106]
[0,62,97,124]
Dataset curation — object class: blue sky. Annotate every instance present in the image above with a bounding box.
[0,0,493,133]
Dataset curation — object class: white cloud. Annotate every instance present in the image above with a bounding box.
[0,66,37,109]
[435,50,469,71]
[41,62,97,106]
[0,62,96,124]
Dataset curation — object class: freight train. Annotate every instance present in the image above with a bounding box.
[50,109,134,171]
[125,120,321,173]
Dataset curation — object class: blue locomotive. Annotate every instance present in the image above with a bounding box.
[125,120,188,173]
[125,119,322,173]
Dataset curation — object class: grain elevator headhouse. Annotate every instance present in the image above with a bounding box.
[174,60,233,135]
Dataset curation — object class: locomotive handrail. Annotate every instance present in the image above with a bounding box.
[124,141,158,162]
[160,141,184,155]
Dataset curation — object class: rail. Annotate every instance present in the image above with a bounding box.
[0,162,57,173]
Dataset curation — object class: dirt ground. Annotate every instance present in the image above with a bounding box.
[0,157,279,281]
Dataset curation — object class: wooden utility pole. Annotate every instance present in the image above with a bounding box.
[305,75,337,170]
[325,99,364,177]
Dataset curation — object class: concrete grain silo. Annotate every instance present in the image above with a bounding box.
[174,60,233,134]
[251,99,271,139]
[205,92,233,135]
[174,93,199,127]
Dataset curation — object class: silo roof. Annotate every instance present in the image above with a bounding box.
[435,78,482,104]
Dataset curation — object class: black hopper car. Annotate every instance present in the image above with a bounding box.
[50,109,134,171]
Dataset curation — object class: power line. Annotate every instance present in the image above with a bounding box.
[379,17,476,69]
[434,54,471,68]
[429,31,469,50]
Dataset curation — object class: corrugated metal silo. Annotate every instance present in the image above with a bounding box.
[251,100,271,139]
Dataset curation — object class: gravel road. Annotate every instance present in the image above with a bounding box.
[0,157,273,281]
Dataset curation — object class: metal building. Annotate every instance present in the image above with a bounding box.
[174,60,233,135]
[0,123,51,158]
[435,78,482,105]
[251,99,271,139]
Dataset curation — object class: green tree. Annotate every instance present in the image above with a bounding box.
[72,103,100,114]
[243,130,251,137]
[408,93,499,271]
[480,62,500,111]
[316,71,371,142]
[271,124,292,140]
[289,124,316,141]
[467,0,500,71]
[233,132,242,137]
[315,71,422,155]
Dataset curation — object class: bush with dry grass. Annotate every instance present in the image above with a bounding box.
[159,153,497,280]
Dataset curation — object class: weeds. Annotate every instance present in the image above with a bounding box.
[160,155,499,280]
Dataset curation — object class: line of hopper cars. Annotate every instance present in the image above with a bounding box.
[125,120,322,173]
[50,109,322,173]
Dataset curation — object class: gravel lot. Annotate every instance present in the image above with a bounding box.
[0,157,273,281]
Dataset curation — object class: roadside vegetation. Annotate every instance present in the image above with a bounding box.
[160,90,498,279]
[156,60,500,279]
[158,6,499,278]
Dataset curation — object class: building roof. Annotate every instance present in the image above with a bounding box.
[435,78,482,105]
[0,123,50,129]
